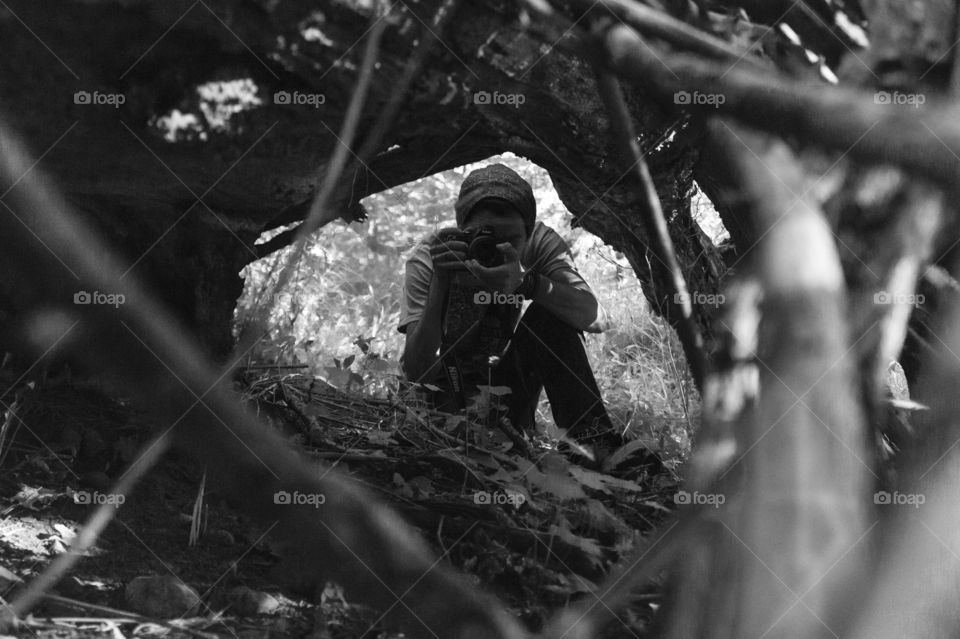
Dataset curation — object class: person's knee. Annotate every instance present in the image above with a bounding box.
[518,303,580,335]
[516,304,585,354]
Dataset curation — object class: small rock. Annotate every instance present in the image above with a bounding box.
[228,586,281,616]
[125,576,201,618]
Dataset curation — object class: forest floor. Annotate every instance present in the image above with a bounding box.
[0,370,682,639]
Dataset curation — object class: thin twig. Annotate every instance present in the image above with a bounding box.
[241,3,391,341]
[263,0,463,244]
[591,63,708,389]
[299,4,390,239]
[352,0,463,179]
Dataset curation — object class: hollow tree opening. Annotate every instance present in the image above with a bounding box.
[234,153,702,449]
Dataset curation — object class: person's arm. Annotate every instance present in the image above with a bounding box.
[467,233,611,333]
[523,227,611,332]
[400,233,470,381]
[401,269,448,382]
[519,268,605,332]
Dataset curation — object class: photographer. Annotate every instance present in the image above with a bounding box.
[398,163,617,448]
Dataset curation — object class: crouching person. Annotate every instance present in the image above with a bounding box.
[397,163,619,455]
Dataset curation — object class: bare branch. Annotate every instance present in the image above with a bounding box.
[593,66,708,389]
[601,23,960,189]
[561,0,767,67]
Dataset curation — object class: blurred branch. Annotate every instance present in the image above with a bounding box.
[687,121,869,637]
[267,0,463,250]
[541,515,690,639]
[247,7,390,326]
[558,0,767,67]
[350,0,464,196]
[849,261,960,639]
[254,0,463,260]
[0,113,526,639]
[298,5,389,240]
[600,22,960,188]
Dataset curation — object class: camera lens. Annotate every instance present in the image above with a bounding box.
[469,236,502,267]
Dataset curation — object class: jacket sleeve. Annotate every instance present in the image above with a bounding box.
[398,240,434,333]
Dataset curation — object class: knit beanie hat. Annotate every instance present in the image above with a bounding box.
[454,163,536,236]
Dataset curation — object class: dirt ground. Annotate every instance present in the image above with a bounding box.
[0,374,679,638]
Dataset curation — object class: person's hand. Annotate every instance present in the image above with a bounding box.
[429,230,469,285]
[466,242,523,294]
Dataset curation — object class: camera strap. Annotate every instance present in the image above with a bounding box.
[440,277,506,410]
[439,282,471,410]
[440,290,517,412]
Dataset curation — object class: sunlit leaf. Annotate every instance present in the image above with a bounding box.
[323,367,352,388]
[367,358,391,372]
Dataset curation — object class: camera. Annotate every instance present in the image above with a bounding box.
[436,225,503,267]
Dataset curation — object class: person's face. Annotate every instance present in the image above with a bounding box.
[462,206,528,257]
